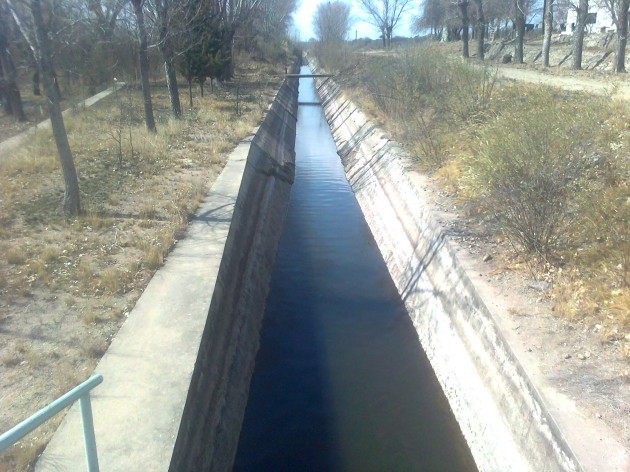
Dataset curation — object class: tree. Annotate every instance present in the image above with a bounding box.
[414,0,447,39]
[472,0,485,60]
[211,0,264,79]
[0,1,26,121]
[457,0,470,58]
[571,0,589,70]
[313,1,352,43]
[359,0,413,48]
[8,0,81,215]
[514,0,526,63]
[131,0,157,133]
[176,13,227,107]
[542,0,554,66]
[152,0,182,117]
[601,0,629,72]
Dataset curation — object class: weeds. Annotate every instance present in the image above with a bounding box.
[467,92,603,255]
[324,44,629,343]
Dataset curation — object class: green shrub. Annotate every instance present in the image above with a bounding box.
[468,93,604,255]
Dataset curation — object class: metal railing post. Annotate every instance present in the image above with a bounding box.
[79,394,99,472]
[0,374,103,471]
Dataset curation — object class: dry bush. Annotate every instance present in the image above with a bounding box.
[466,91,605,255]
[346,45,496,167]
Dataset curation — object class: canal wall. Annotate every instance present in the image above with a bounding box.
[36,72,298,472]
[312,68,583,472]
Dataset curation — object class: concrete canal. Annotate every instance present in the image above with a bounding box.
[233,67,477,471]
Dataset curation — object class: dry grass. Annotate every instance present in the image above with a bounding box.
[330,44,630,351]
[0,52,288,470]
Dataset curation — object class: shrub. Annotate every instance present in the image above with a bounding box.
[468,93,603,255]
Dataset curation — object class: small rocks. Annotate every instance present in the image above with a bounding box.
[528,281,551,292]
[563,353,572,359]
[577,351,591,360]
[483,254,493,262]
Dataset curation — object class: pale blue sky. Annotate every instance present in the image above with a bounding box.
[291,0,417,41]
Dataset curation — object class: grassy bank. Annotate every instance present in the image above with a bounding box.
[319,44,629,351]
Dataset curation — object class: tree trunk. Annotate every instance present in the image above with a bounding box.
[0,4,26,121]
[157,0,181,117]
[473,0,485,60]
[188,78,193,108]
[164,57,181,116]
[572,0,589,70]
[199,79,204,97]
[514,0,526,63]
[459,1,470,58]
[131,0,157,133]
[542,0,547,35]
[614,0,629,72]
[32,70,40,95]
[31,0,80,215]
[542,0,554,66]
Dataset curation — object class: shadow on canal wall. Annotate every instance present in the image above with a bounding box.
[168,69,299,471]
[311,60,583,472]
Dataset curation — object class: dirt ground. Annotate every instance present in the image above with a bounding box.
[426,179,630,467]
[413,53,630,467]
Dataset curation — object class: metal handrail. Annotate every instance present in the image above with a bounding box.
[0,374,103,471]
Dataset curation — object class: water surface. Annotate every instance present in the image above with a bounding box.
[233,68,477,472]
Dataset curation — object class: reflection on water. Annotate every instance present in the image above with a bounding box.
[233,67,478,472]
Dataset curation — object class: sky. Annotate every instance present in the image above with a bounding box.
[291,0,417,42]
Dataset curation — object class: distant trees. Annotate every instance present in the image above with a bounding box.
[416,0,533,59]
[359,0,413,48]
[313,1,352,43]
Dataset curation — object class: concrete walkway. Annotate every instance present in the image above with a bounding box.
[35,132,251,471]
[0,83,125,158]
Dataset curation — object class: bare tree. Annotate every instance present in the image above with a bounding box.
[359,0,413,48]
[8,0,81,215]
[457,0,470,58]
[0,0,26,121]
[131,0,157,132]
[152,0,181,117]
[542,0,554,66]
[313,0,352,43]
[514,0,526,63]
[571,0,589,69]
[601,0,629,72]
[472,0,485,60]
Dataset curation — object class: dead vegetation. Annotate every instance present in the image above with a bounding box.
[327,43,629,351]
[0,53,286,471]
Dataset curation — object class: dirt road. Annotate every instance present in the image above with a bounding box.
[494,65,630,100]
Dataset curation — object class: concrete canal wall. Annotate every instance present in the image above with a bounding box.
[312,67,583,472]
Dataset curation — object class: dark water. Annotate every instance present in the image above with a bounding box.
[233,68,478,472]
